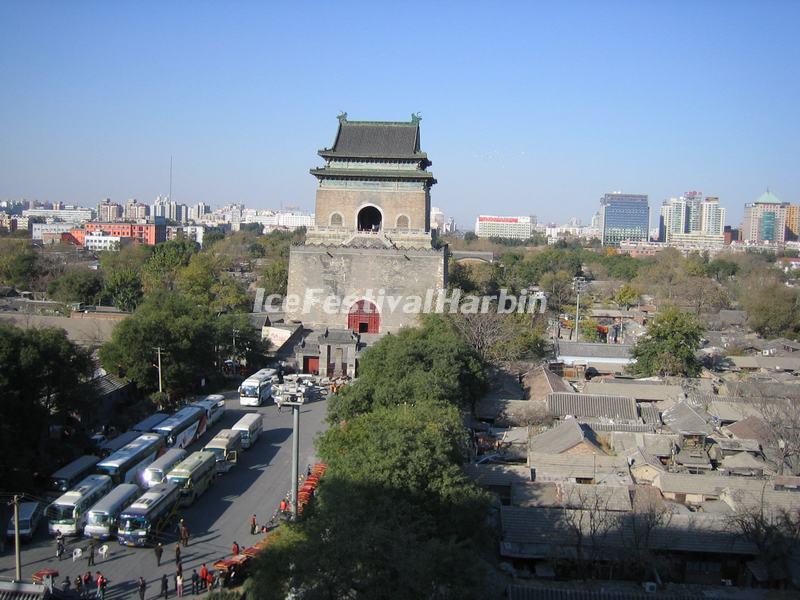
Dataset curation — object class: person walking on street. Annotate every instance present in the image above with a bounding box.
[98,574,108,600]
[160,573,169,599]
[83,572,92,597]
[250,514,257,535]
[176,572,183,597]
[155,542,163,566]
[61,575,71,593]
[87,540,96,566]
[57,538,65,561]
[94,572,103,599]
[180,525,190,547]
[191,569,199,595]
[231,541,240,556]
[174,543,181,564]
[137,577,147,600]
[199,564,208,592]
[74,575,83,599]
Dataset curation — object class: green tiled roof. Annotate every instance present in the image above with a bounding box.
[755,190,783,204]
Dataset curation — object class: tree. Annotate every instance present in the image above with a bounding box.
[463,231,478,242]
[743,282,800,339]
[259,261,288,297]
[754,397,800,475]
[539,270,574,312]
[451,311,546,363]
[0,323,96,490]
[141,239,198,293]
[47,269,104,305]
[328,315,486,422]
[613,283,640,310]
[630,305,703,377]
[103,267,143,312]
[0,239,38,288]
[176,253,249,313]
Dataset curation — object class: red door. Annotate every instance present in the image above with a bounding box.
[347,300,380,334]
[303,356,319,375]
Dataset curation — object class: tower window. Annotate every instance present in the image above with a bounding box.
[396,215,410,229]
[330,212,343,227]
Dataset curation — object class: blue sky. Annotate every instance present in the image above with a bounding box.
[2,1,799,228]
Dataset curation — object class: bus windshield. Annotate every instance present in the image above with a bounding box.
[169,476,189,487]
[121,517,147,532]
[50,504,75,523]
[87,512,110,526]
[240,384,258,397]
[205,447,225,460]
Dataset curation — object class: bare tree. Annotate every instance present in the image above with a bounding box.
[728,483,800,584]
[559,485,620,578]
[755,397,800,475]
[621,489,673,580]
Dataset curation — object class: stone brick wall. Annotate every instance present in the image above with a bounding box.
[315,188,428,231]
[286,244,446,333]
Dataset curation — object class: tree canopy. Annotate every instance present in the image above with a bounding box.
[630,305,704,377]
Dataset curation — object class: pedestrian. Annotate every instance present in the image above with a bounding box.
[74,575,83,599]
[57,539,65,561]
[174,543,181,564]
[199,564,208,592]
[98,574,108,600]
[306,464,312,477]
[94,572,103,599]
[61,575,71,593]
[191,569,199,595]
[83,571,92,595]
[87,540,96,566]
[176,572,183,598]
[231,541,239,556]
[161,573,169,599]
[180,525,190,547]
[155,542,164,566]
[250,514,257,535]
[279,499,287,513]
[137,576,147,600]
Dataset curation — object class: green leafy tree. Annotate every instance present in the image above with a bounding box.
[0,323,96,490]
[0,239,38,288]
[743,282,800,339]
[463,231,478,242]
[176,253,249,313]
[103,267,143,312]
[630,305,704,376]
[259,260,288,297]
[141,239,198,293]
[47,269,104,305]
[614,283,641,309]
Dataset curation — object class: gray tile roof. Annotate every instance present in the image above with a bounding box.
[321,119,422,159]
[724,416,772,443]
[584,381,684,403]
[463,463,531,487]
[507,584,701,600]
[93,373,130,397]
[611,432,675,457]
[528,419,600,454]
[661,402,709,435]
[528,452,632,485]
[547,392,638,421]
[0,582,50,599]
[556,341,634,360]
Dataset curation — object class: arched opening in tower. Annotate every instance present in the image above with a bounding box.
[347,299,380,334]
[357,206,382,232]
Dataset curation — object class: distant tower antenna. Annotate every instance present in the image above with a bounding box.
[169,155,173,201]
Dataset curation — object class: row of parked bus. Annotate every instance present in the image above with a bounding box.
[40,394,265,547]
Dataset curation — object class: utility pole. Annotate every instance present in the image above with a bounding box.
[573,277,587,342]
[12,495,21,581]
[154,347,163,394]
[232,329,239,361]
[283,399,303,519]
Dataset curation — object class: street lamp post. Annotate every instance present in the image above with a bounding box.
[282,398,304,519]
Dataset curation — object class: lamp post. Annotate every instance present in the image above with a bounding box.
[282,398,304,519]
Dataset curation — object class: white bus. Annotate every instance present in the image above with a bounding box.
[203,429,242,473]
[192,394,226,427]
[142,448,188,488]
[83,483,140,540]
[118,483,180,547]
[166,451,217,507]
[152,406,207,449]
[132,412,169,433]
[48,474,113,536]
[239,369,275,406]
[96,433,166,486]
[47,455,100,499]
[232,413,263,450]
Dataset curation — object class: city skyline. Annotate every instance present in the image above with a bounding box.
[2,2,799,228]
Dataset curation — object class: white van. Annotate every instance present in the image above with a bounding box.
[6,502,44,542]
[232,413,263,450]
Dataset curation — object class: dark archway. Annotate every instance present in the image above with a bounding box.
[347,299,380,334]
[357,206,382,232]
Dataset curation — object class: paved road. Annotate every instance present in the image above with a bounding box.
[0,391,328,598]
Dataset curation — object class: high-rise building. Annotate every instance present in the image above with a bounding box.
[785,205,800,241]
[659,194,726,242]
[98,198,123,222]
[742,190,787,244]
[188,203,209,223]
[124,198,149,221]
[700,197,725,236]
[659,197,687,242]
[599,193,649,246]
[430,206,445,230]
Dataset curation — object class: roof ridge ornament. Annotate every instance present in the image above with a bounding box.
[337,112,348,123]
[411,112,422,124]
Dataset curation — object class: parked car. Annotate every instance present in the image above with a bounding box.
[6,501,44,542]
